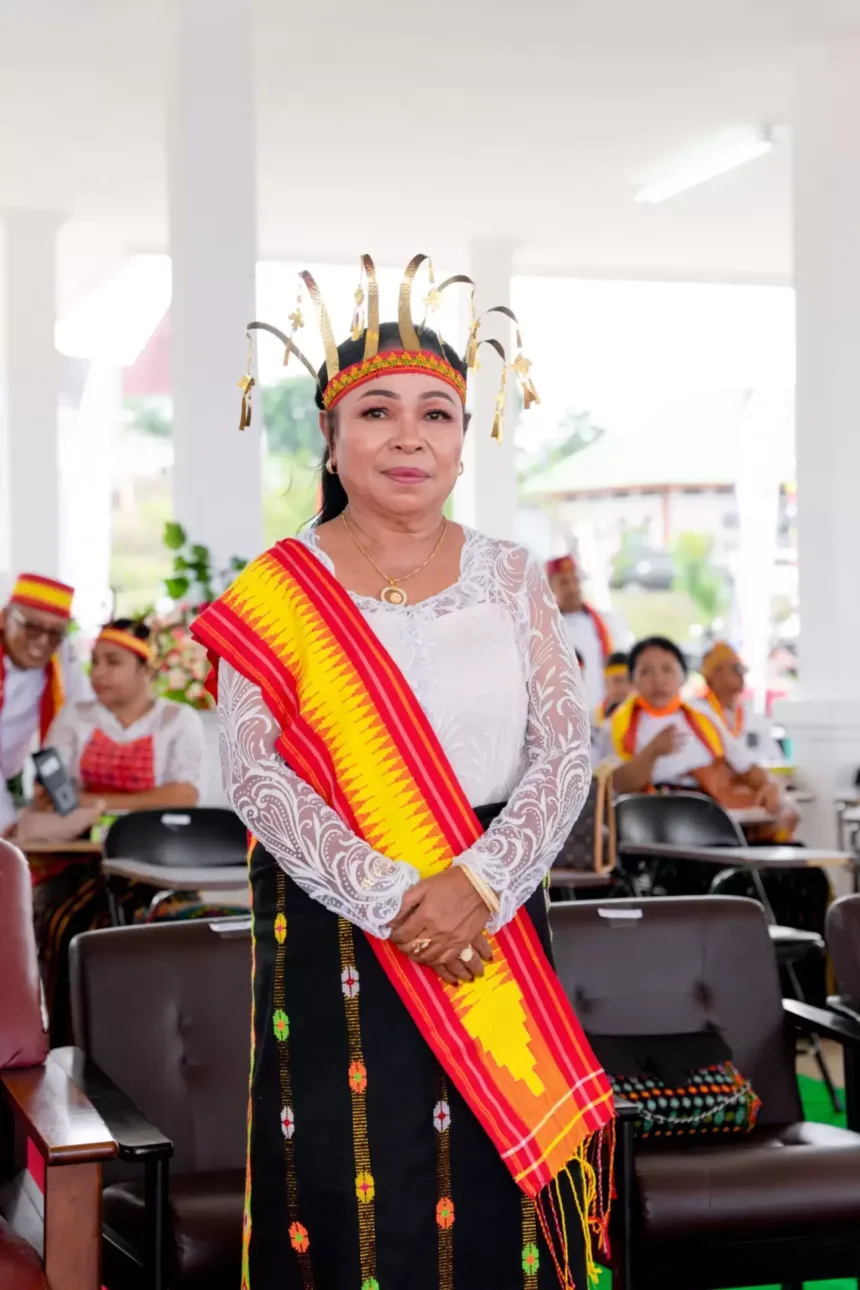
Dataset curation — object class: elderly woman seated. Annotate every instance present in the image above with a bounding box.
[607,636,798,837]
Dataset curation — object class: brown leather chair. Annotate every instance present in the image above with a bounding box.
[70,918,251,1290]
[550,894,860,1290]
[828,892,860,1011]
[824,892,860,1130]
[0,838,118,1289]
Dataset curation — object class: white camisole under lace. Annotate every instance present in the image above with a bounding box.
[218,526,592,937]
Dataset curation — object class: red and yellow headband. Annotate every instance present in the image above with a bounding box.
[239,252,539,442]
[10,573,74,620]
[97,627,155,664]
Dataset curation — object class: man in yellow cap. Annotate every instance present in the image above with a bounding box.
[0,573,91,835]
[701,640,784,763]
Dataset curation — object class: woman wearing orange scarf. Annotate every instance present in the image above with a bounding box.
[610,637,797,837]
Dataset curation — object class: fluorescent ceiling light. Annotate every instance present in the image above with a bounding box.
[635,129,774,204]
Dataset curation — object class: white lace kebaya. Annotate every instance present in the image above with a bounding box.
[218,527,592,938]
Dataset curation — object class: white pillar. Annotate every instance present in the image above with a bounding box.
[776,40,860,849]
[59,361,117,629]
[0,211,62,585]
[167,0,262,573]
[454,238,519,540]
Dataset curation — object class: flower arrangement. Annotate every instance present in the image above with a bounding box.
[148,521,248,710]
[150,609,213,710]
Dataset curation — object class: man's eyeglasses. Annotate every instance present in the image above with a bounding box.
[7,607,68,650]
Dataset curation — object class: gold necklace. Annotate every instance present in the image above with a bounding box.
[340,512,447,605]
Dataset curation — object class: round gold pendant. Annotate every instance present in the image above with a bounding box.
[380,584,408,605]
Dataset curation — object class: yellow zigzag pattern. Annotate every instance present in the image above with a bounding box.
[225,549,544,1093]
[226,552,450,873]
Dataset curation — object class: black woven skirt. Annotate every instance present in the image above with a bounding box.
[243,825,589,1290]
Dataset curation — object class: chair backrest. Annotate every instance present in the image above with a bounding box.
[616,790,746,848]
[103,807,247,869]
[70,919,251,1175]
[550,895,802,1127]
[827,894,860,1007]
[0,842,48,1070]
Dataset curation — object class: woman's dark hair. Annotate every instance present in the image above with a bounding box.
[606,650,630,673]
[314,322,467,526]
[628,636,688,678]
[102,617,151,666]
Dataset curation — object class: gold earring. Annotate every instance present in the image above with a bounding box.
[326,457,337,475]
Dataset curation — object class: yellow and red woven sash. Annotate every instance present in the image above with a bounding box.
[611,694,725,763]
[704,687,744,738]
[192,539,614,1202]
[583,604,613,665]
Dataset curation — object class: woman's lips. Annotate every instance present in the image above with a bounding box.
[383,468,430,483]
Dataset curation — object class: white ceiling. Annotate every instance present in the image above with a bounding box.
[2,0,860,308]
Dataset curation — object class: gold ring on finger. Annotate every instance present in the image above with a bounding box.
[410,938,432,956]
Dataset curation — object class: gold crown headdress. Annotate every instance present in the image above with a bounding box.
[238,253,539,442]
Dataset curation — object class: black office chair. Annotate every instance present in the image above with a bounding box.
[101,808,249,924]
[616,791,839,1110]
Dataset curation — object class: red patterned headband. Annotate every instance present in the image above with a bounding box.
[239,253,539,443]
[546,556,577,578]
[322,349,467,411]
[97,627,154,664]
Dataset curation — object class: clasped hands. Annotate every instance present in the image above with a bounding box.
[389,867,493,986]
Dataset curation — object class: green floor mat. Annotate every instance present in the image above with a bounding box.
[593,1075,852,1290]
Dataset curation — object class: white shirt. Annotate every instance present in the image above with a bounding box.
[617,696,756,785]
[219,528,592,938]
[562,608,629,710]
[0,641,92,833]
[46,696,206,794]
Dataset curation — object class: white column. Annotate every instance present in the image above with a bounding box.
[167,0,262,572]
[453,238,519,540]
[0,211,62,586]
[59,361,117,629]
[776,40,860,850]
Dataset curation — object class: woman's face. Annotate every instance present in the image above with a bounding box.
[90,643,151,709]
[321,369,465,518]
[633,647,686,709]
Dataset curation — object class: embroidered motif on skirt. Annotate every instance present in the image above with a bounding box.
[338,917,378,1290]
[274,868,314,1289]
[434,1070,454,1290]
[521,1195,540,1288]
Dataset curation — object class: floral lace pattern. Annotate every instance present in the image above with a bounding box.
[218,528,591,936]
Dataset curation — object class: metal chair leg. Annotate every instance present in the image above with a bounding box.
[143,1154,170,1290]
[785,960,843,1115]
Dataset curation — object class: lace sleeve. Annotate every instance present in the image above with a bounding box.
[218,659,419,937]
[453,553,592,928]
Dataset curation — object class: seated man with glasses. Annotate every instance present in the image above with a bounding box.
[0,573,91,836]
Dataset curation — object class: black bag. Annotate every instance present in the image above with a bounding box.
[554,766,616,873]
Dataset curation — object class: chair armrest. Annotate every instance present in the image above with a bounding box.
[613,1097,640,1122]
[1,1052,118,1166]
[783,997,860,1050]
[50,1048,172,1163]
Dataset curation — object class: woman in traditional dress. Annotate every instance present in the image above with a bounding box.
[18,618,204,1043]
[192,256,613,1290]
[609,636,797,836]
